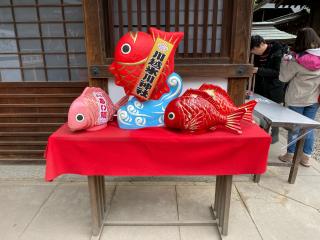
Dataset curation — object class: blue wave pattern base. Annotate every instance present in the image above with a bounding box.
[117,73,183,129]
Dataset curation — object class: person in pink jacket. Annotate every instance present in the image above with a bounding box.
[279,28,320,167]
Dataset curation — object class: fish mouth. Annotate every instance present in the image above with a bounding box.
[116,57,148,66]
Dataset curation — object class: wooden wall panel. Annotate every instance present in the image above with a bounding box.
[0,82,87,163]
[104,0,222,58]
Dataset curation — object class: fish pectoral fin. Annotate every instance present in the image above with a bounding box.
[192,112,205,123]
[186,111,205,130]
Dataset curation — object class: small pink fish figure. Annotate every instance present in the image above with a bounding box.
[164,89,245,134]
[68,87,128,132]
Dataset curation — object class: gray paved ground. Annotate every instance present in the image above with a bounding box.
[1,135,320,240]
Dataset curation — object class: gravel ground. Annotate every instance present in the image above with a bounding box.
[279,110,320,161]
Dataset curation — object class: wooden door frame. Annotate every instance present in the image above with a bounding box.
[83,0,254,104]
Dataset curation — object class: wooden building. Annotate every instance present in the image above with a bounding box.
[251,22,296,43]
[254,0,320,36]
[0,0,253,163]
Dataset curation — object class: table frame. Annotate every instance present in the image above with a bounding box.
[253,119,308,184]
[252,93,320,184]
[88,175,233,240]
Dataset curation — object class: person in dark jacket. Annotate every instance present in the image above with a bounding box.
[251,35,285,143]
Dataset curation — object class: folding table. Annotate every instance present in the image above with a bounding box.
[45,121,270,240]
[252,94,320,183]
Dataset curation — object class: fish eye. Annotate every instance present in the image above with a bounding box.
[121,43,131,54]
[76,113,84,122]
[168,112,175,120]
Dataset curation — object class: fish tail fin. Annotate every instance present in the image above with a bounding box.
[225,109,245,134]
[114,95,130,109]
[149,27,184,46]
[149,27,183,72]
[238,100,257,123]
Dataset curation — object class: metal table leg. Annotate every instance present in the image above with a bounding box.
[88,175,233,238]
[218,176,226,228]
[88,176,106,240]
[253,174,261,183]
[213,175,221,215]
[212,175,233,236]
[289,130,306,184]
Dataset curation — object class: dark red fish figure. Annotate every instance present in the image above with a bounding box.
[109,28,184,101]
[164,89,245,134]
[199,84,257,122]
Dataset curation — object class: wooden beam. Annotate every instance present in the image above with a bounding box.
[89,64,253,79]
[0,82,87,88]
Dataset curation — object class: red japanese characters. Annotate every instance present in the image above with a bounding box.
[67,87,128,132]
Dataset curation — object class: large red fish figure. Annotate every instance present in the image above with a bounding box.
[164,89,245,134]
[199,84,257,122]
[109,28,184,101]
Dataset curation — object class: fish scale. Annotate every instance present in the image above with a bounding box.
[113,61,171,99]
[199,84,257,122]
[180,97,225,131]
[164,92,244,134]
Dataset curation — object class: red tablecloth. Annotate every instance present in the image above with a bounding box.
[45,121,271,181]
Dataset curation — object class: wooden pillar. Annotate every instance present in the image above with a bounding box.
[227,0,253,106]
[83,0,109,91]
